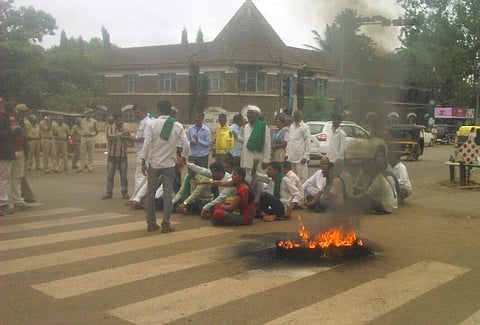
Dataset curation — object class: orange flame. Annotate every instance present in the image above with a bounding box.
[278,215,363,249]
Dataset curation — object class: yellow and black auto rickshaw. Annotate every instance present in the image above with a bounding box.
[388,124,425,160]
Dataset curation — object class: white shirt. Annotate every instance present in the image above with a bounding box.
[302,170,326,196]
[241,121,271,169]
[255,172,302,208]
[390,162,412,192]
[328,126,346,162]
[141,115,189,169]
[135,115,151,156]
[286,121,310,162]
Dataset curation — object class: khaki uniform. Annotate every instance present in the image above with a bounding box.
[71,124,81,169]
[39,118,58,173]
[79,118,98,171]
[26,122,41,170]
[54,122,70,171]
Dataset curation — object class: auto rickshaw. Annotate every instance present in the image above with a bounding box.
[387,124,425,160]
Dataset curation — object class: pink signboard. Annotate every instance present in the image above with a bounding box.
[435,107,452,118]
[435,107,470,118]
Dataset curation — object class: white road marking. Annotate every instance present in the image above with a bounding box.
[458,310,480,325]
[0,220,145,251]
[0,207,85,221]
[107,266,332,325]
[0,227,232,276]
[0,212,127,234]
[32,242,274,298]
[266,261,470,325]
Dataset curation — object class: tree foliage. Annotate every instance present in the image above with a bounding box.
[396,0,480,107]
[0,0,108,112]
[308,9,377,70]
[181,27,188,44]
[196,28,204,44]
[303,94,335,121]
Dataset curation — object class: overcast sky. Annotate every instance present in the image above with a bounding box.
[13,0,405,51]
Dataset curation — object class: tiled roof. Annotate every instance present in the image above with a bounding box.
[101,0,327,71]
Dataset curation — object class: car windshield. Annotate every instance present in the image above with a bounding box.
[308,124,325,135]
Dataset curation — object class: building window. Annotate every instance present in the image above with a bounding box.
[316,78,328,96]
[204,71,224,93]
[158,73,177,92]
[390,87,399,102]
[238,70,266,93]
[122,74,138,93]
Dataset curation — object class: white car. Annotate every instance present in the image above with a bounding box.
[307,121,387,163]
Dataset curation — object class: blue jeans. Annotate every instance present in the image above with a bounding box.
[106,157,128,196]
[146,165,175,228]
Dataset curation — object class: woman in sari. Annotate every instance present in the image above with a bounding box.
[211,167,256,226]
[271,116,288,162]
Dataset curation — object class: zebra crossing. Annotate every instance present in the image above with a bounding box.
[0,206,476,324]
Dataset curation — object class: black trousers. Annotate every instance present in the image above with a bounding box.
[258,191,285,218]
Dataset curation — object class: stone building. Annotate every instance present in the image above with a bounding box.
[100,0,429,126]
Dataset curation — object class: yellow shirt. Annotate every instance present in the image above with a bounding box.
[215,124,234,154]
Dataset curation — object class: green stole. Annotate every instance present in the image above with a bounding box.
[273,172,286,199]
[179,174,191,202]
[160,117,175,140]
[246,120,266,152]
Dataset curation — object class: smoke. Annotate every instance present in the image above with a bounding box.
[286,0,405,52]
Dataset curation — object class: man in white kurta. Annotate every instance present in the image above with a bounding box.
[285,110,310,182]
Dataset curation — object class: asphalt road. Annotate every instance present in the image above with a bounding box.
[1,144,480,325]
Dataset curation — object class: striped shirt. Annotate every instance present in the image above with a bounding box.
[107,124,130,157]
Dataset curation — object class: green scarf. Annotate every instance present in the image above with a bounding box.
[179,174,191,203]
[273,172,286,199]
[246,120,266,152]
[160,117,175,140]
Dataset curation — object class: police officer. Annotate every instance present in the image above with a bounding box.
[26,115,41,171]
[54,116,70,171]
[78,109,98,173]
[39,113,58,174]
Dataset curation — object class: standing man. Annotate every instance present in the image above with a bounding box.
[70,118,82,169]
[186,111,210,168]
[26,115,41,171]
[39,112,58,174]
[0,97,16,215]
[141,100,189,233]
[53,116,70,171]
[78,109,98,173]
[285,109,310,182]
[228,113,243,167]
[328,114,346,162]
[103,114,130,200]
[241,106,271,200]
[8,99,30,210]
[213,113,234,164]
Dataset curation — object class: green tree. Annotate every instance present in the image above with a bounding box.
[101,25,111,48]
[396,0,479,109]
[0,0,56,103]
[303,94,335,121]
[196,28,204,43]
[181,27,188,44]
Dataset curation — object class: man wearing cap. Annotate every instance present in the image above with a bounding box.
[39,112,58,174]
[26,115,41,171]
[78,109,98,173]
[53,116,70,171]
[241,106,271,200]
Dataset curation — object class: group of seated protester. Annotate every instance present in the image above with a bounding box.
[135,152,412,225]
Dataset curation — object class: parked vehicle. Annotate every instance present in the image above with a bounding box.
[423,128,435,146]
[307,120,387,164]
[387,124,425,160]
[435,124,456,144]
[455,125,480,148]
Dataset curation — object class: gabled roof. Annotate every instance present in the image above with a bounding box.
[101,0,327,71]
[192,0,298,66]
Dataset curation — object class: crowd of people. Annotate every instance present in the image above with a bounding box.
[123,101,413,233]
[0,95,413,227]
